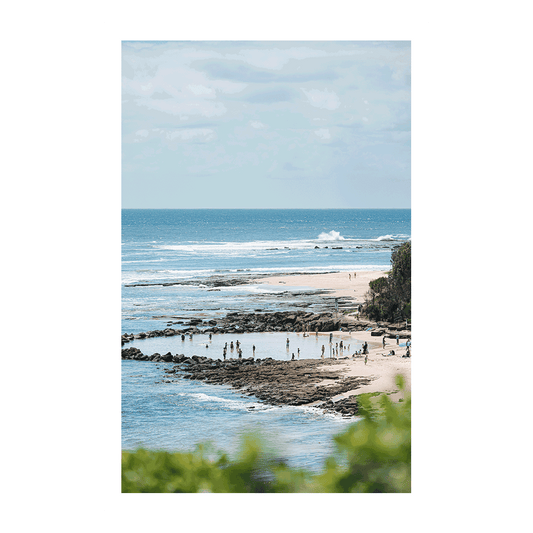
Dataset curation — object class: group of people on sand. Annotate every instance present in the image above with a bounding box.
[381,334,411,357]
[348,272,357,281]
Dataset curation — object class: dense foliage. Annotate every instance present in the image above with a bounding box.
[364,241,411,322]
[122,377,411,493]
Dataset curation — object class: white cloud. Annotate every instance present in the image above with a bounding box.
[135,129,149,137]
[136,97,227,118]
[228,46,327,70]
[187,84,213,95]
[314,128,331,140]
[301,88,340,110]
[249,121,266,129]
[165,128,216,142]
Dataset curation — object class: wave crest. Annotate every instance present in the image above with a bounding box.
[318,230,345,241]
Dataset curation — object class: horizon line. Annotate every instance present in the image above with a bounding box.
[121,207,411,210]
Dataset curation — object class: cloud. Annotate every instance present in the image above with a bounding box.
[243,87,294,103]
[135,129,149,138]
[165,128,216,142]
[200,60,339,84]
[135,97,227,118]
[301,88,340,110]
[314,128,331,140]
[250,121,266,129]
[283,162,302,171]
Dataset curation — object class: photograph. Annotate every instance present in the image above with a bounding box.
[121,40,412,493]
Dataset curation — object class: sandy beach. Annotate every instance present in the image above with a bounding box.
[258,270,388,306]
[256,270,411,401]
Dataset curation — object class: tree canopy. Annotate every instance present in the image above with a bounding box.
[364,241,411,322]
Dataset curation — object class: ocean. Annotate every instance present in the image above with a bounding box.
[122,209,411,471]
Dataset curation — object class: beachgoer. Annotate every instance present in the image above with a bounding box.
[383,336,386,348]
[297,348,300,358]
[354,272,356,279]
[329,333,333,343]
[291,353,295,360]
[406,339,411,349]
[396,335,399,345]
[236,340,240,348]
[181,334,185,341]
[253,345,256,354]
[340,340,343,349]
[209,333,212,340]
[206,344,208,348]
[349,273,351,281]
[286,338,290,347]
[230,341,234,350]
[364,354,368,365]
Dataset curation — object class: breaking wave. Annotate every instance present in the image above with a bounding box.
[317,230,345,241]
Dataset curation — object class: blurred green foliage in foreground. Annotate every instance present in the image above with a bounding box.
[122,376,410,493]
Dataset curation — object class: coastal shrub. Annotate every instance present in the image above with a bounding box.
[122,377,411,493]
[364,241,411,322]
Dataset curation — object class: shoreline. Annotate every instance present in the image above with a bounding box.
[122,270,411,413]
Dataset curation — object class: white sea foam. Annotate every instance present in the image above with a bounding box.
[317,230,345,241]
[178,392,268,411]
[373,234,410,242]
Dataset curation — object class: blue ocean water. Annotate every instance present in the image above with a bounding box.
[122,209,410,334]
[122,209,410,470]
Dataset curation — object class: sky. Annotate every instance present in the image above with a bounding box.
[122,41,410,208]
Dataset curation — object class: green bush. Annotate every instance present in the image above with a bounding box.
[364,241,411,322]
[122,376,411,493]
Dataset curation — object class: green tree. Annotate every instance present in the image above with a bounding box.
[364,241,411,322]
